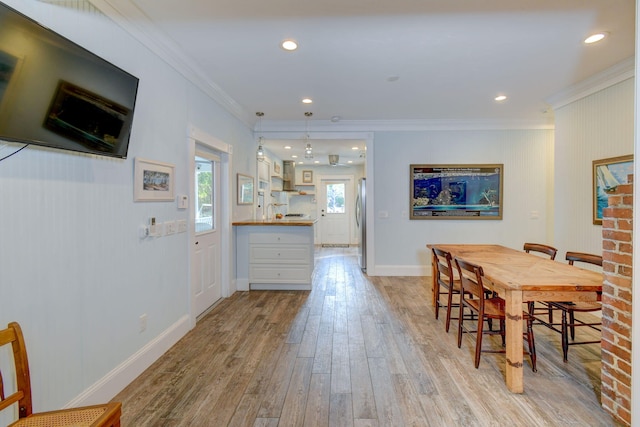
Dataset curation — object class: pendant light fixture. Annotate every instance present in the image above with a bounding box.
[255,111,265,162]
[304,112,313,159]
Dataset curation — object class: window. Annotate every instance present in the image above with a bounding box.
[326,182,345,214]
[195,157,214,233]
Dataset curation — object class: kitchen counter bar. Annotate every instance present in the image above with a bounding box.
[233,221,316,291]
[232,219,317,226]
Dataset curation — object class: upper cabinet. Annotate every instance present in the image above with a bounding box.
[258,160,270,183]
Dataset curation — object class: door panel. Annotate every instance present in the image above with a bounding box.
[319,178,351,245]
[192,153,222,317]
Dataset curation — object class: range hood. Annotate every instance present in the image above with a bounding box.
[283,160,296,191]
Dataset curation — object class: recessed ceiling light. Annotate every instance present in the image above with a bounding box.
[584,33,607,44]
[352,146,359,150]
[302,98,313,104]
[284,146,292,150]
[494,95,507,102]
[347,160,353,164]
[281,39,298,51]
[291,155,298,158]
[314,160,320,164]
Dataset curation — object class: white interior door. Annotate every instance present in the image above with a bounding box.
[192,151,222,317]
[318,176,353,245]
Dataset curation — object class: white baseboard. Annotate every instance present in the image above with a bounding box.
[65,315,191,408]
[373,264,431,276]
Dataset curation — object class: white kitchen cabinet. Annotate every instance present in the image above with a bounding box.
[234,223,315,291]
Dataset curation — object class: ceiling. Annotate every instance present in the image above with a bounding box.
[100,0,635,165]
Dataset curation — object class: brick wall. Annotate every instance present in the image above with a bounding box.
[601,176,633,426]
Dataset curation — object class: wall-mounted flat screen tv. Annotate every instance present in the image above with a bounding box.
[0,1,139,159]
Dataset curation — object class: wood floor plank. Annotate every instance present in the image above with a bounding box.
[329,393,354,427]
[279,357,314,426]
[331,332,351,394]
[367,357,405,426]
[303,373,331,427]
[114,246,623,427]
[349,340,377,420]
[298,314,321,358]
[256,343,301,418]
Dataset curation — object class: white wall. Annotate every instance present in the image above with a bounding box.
[553,78,635,256]
[372,129,554,275]
[0,0,254,413]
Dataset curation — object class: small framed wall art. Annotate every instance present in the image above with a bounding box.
[592,155,633,225]
[302,170,313,183]
[237,173,254,205]
[134,158,175,202]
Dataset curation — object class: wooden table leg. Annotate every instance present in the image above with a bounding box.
[431,252,437,307]
[504,289,524,393]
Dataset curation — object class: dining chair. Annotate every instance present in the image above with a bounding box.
[547,251,603,362]
[0,322,122,427]
[432,247,464,332]
[454,257,537,372]
[523,242,558,324]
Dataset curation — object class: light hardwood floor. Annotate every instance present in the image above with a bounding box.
[114,246,621,426]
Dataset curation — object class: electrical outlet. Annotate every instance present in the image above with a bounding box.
[177,219,187,233]
[139,314,147,332]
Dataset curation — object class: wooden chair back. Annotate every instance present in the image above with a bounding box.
[0,322,32,418]
[523,243,557,260]
[454,257,486,302]
[432,247,454,288]
[565,251,603,267]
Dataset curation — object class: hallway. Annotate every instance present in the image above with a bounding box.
[114,246,618,426]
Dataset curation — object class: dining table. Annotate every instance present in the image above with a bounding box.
[427,244,603,393]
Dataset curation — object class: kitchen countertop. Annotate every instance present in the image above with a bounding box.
[232,218,317,226]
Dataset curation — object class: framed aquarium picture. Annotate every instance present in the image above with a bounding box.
[410,164,503,220]
[593,155,633,225]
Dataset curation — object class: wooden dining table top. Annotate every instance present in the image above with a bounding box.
[428,244,603,294]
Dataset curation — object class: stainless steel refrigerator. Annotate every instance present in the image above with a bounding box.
[356,178,366,271]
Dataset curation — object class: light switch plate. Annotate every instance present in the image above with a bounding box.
[178,194,188,209]
[165,221,176,235]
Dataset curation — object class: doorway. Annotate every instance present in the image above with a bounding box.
[192,151,221,317]
[188,127,232,327]
[318,175,354,245]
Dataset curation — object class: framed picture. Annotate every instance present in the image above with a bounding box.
[302,170,313,183]
[274,162,281,176]
[237,173,254,205]
[134,158,175,201]
[593,155,633,225]
[410,164,503,220]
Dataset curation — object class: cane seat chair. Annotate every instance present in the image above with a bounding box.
[432,247,464,332]
[454,257,537,372]
[523,242,558,324]
[0,322,122,427]
[547,252,603,362]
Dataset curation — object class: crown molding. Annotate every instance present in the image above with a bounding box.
[260,118,554,132]
[89,0,253,127]
[546,57,635,110]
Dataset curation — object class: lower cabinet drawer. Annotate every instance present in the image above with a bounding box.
[250,265,311,283]
[250,245,309,263]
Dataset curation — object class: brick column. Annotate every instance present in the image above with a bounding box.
[601,176,633,426]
